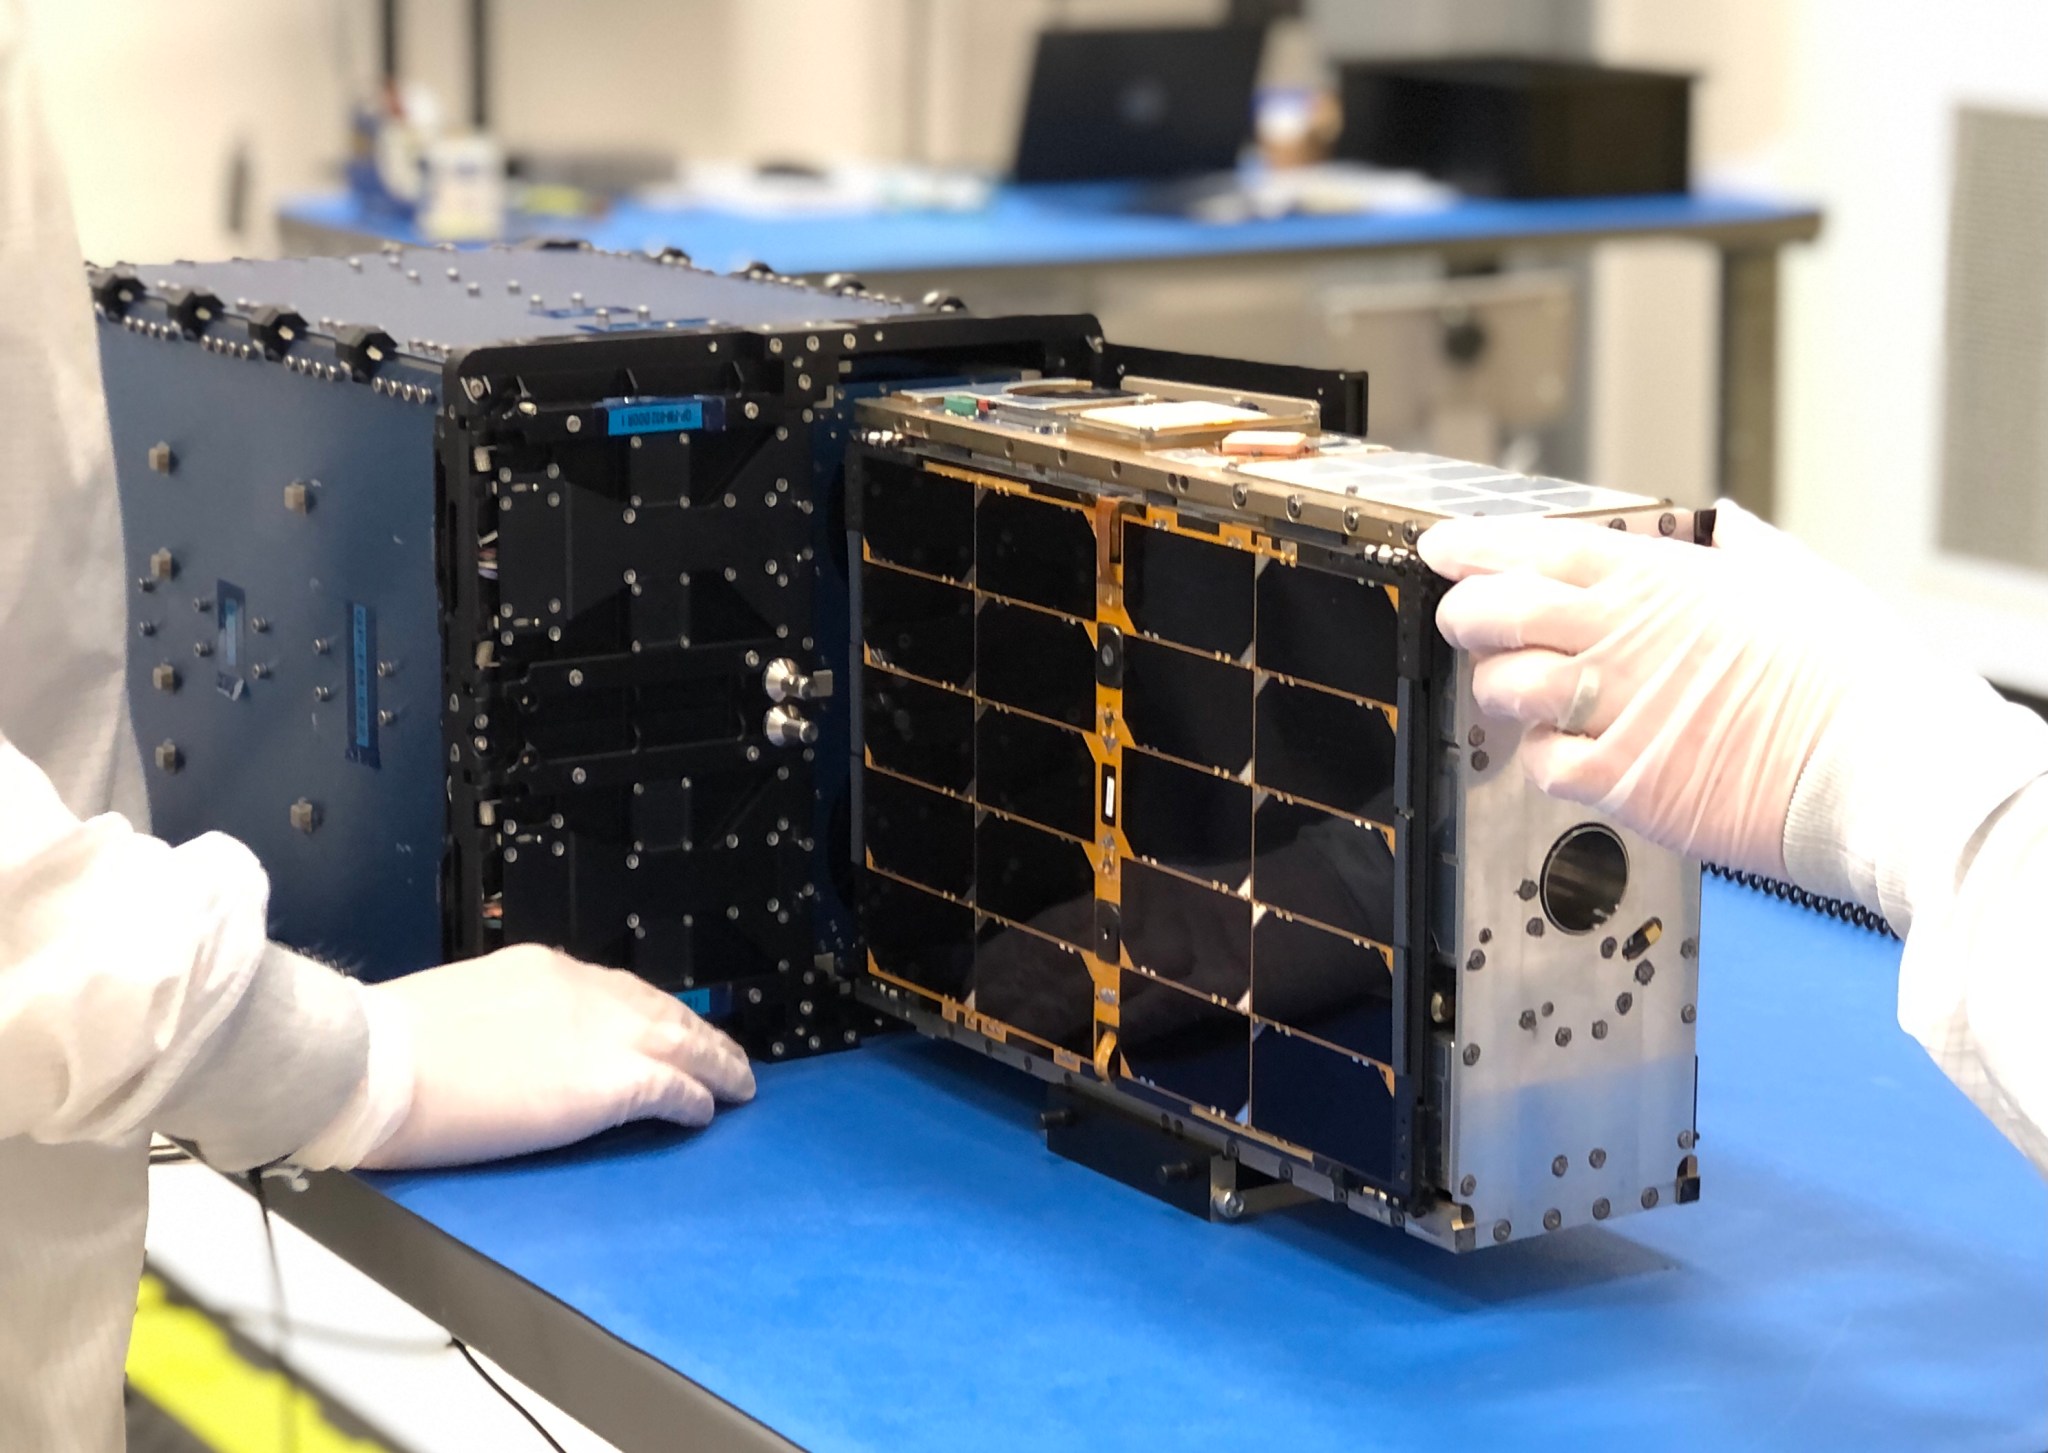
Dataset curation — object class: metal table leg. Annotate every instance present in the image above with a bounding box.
[1718,246,1782,520]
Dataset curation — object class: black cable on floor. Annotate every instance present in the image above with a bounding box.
[242,1163,569,1451]
[450,1336,568,1453]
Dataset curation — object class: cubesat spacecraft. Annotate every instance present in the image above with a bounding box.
[98,245,1700,1250]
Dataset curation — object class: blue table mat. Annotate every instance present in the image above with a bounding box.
[373,877,2046,1452]
[283,188,1816,277]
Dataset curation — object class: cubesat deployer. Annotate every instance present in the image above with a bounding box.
[98,245,1700,1250]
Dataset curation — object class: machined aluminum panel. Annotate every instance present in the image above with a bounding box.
[1440,656,1702,1246]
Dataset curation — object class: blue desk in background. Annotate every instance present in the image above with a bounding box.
[278,185,1819,520]
[275,878,2046,1453]
[279,185,1814,280]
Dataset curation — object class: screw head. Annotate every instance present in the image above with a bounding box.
[1591,1019,1609,1040]
[1526,917,1545,937]
[1462,1044,1480,1066]
[1555,1027,1572,1047]
[1466,949,1485,971]
[1458,1174,1477,1197]
[1678,1130,1696,1149]
[1601,936,1617,959]
[1641,1187,1660,1209]
[1551,1155,1568,1177]
[1592,1197,1611,1220]
[1543,1208,1563,1232]
[571,767,588,784]
[1492,1219,1512,1243]
[1680,1003,1696,1024]
[1615,991,1633,1015]
[1518,1009,1537,1031]
[1589,1147,1607,1168]
[1470,749,1490,771]
[1635,961,1655,985]
[1680,937,1698,960]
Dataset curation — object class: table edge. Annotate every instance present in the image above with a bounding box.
[253,1168,804,1453]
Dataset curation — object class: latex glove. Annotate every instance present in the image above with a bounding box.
[1418,502,1859,875]
[300,945,755,1171]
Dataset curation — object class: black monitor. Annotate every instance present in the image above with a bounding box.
[1013,25,1266,184]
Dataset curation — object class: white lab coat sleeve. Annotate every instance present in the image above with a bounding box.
[0,737,371,1172]
[1785,677,2048,1172]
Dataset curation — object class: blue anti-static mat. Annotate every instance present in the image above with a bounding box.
[373,878,2047,1452]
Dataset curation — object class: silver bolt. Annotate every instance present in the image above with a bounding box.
[1543,1208,1563,1232]
[569,669,585,686]
[1461,1044,1480,1066]
[1680,1003,1696,1024]
[1213,1191,1244,1222]
[316,686,335,702]
[1590,1148,1608,1168]
[1492,1220,1512,1244]
[1642,1187,1660,1209]
[565,415,583,434]
[571,767,588,784]
[1592,1198,1611,1220]
[1552,1155,1568,1177]
[1458,1174,1477,1197]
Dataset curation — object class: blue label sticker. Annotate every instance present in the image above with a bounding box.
[677,988,712,1015]
[214,581,247,699]
[609,399,704,436]
[346,602,380,768]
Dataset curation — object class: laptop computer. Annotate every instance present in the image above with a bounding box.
[1012,25,1267,185]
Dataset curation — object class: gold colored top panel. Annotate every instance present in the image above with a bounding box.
[858,380,1678,551]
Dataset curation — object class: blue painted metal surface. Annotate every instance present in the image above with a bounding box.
[370,878,2047,1451]
[283,187,1821,277]
[105,327,446,971]
[103,251,918,978]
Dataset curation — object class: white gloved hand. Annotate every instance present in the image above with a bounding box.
[1419,502,1853,876]
[1417,502,2048,932]
[298,944,755,1171]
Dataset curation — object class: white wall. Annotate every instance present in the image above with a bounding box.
[1769,0,2048,692]
[25,0,370,262]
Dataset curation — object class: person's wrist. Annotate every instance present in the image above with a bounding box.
[294,977,418,1171]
